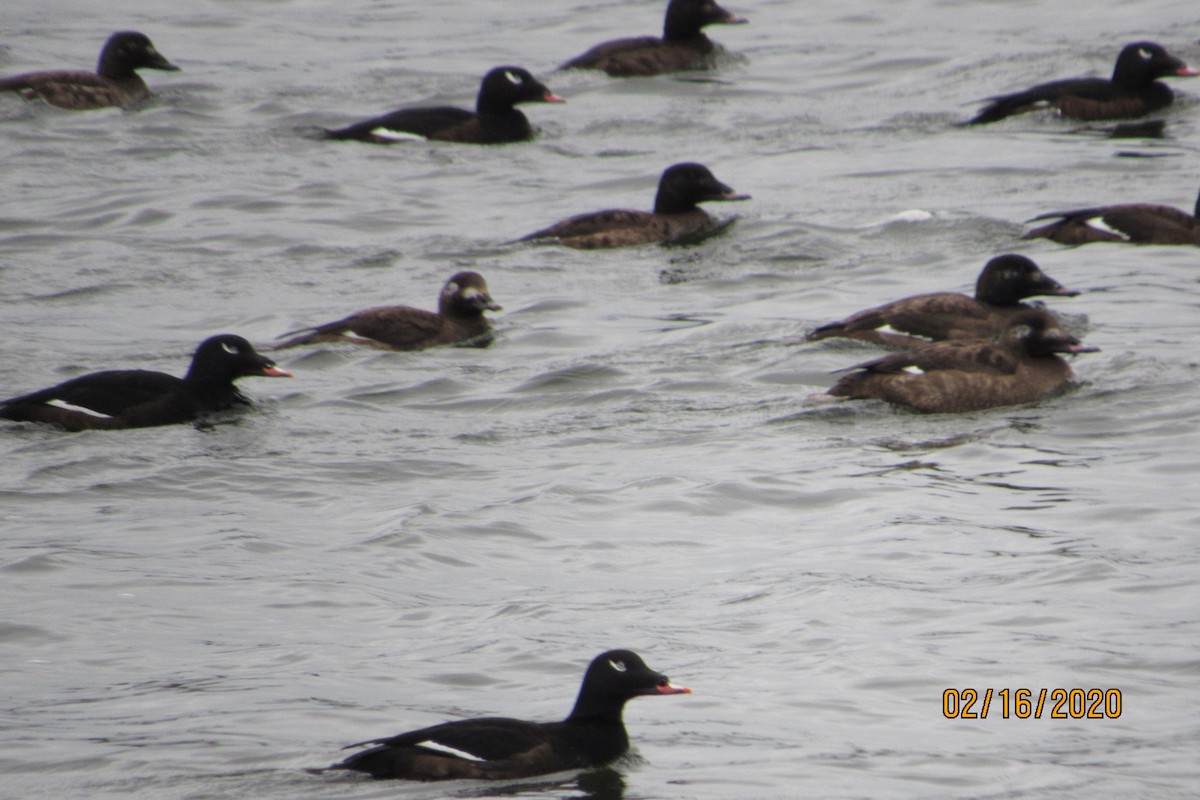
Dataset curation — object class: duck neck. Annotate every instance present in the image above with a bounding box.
[97,50,135,80]
[567,692,628,726]
[664,6,708,41]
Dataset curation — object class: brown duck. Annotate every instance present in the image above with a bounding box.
[520,163,748,249]
[807,254,1079,348]
[1023,184,1200,245]
[275,272,500,351]
[561,0,747,77]
[0,31,179,110]
[826,310,1098,414]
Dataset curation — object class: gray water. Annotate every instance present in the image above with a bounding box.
[2,1,1199,798]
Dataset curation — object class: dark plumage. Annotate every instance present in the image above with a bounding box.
[806,255,1079,348]
[314,649,690,782]
[520,163,749,249]
[275,271,500,350]
[323,67,564,144]
[966,41,1198,125]
[561,0,747,77]
[0,31,179,110]
[1022,185,1200,246]
[0,335,291,432]
[827,310,1098,414]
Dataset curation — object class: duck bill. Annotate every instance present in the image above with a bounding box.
[1174,66,1200,76]
[261,365,294,377]
[1047,286,1080,297]
[655,682,692,695]
[1066,344,1100,355]
[541,92,567,103]
[148,48,181,71]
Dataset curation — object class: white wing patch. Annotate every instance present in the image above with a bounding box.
[874,324,901,335]
[901,366,925,375]
[418,740,486,761]
[1084,216,1132,241]
[46,399,113,418]
[371,127,427,142]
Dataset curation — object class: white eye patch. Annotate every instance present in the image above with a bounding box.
[504,70,522,86]
[608,659,627,672]
[221,342,240,355]
[1139,48,1153,60]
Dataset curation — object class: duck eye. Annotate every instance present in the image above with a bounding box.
[608,659,627,673]
[504,70,522,86]
[221,342,240,355]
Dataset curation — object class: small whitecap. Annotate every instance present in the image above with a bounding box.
[890,209,934,223]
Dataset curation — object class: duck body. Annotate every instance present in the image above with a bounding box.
[0,31,179,110]
[967,42,1198,124]
[1023,188,1200,245]
[317,649,690,782]
[521,163,748,249]
[561,0,746,77]
[275,272,500,350]
[0,335,291,431]
[323,67,563,144]
[807,255,1078,348]
[827,311,1097,414]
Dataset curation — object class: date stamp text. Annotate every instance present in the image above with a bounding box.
[942,688,1122,719]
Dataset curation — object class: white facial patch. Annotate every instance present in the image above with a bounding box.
[504,70,522,86]
[1084,216,1131,241]
[418,740,486,761]
[370,127,427,142]
[460,286,480,300]
[46,399,112,418]
[443,282,460,296]
[901,366,925,375]
[608,659,627,672]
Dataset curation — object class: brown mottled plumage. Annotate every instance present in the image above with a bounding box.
[520,163,749,249]
[967,42,1198,125]
[0,31,179,110]
[561,0,747,77]
[807,255,1079,348]
[312,650,689,781]
[827,310,1098,414]
[1023,185,1200,246]
[275,272,500,350]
